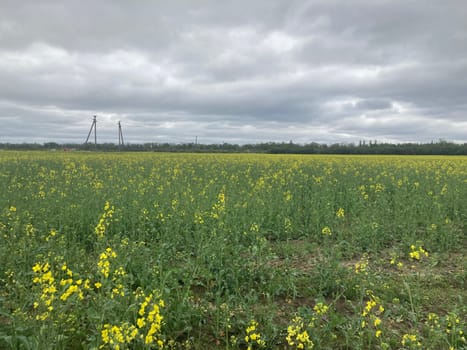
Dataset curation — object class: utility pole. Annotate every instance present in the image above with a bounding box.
[85,115,97,147]
[118,121,124,149]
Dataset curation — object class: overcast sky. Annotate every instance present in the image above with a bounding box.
[1,0,466,144]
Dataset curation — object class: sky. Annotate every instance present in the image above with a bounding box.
[1,0,466,145]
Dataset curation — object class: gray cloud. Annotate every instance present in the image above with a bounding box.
[0,0,466,144]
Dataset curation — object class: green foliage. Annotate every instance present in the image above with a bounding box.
[1,139,467,155]
[0,152,465,349]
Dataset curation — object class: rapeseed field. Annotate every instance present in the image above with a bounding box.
[0,151,465,349]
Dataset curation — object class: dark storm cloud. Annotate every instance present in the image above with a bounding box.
[0,0,466,144]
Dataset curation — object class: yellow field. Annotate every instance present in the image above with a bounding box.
[0,151,465,349]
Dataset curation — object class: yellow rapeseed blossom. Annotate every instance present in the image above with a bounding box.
[313,302,329,315]
[99,290,165,349]
[354,255,369,275]
[244,319,266,349]
[360,292,384,340]
[31,261,57,320]
[60,284,76,300]
[101,323,138,349]
[336,207,345,218]
[134,291,165,347]
[362,300,377,317]
[401,333,421,348]
[389,253,404,269]
[409,244,429,261]
[45,228,58,241]
[95,201,115,238]
[250,223,260,232]
[210,190,226,219]
[98,247,117,278]
[194,212,204,224]
[286,316,314,349]
[321,226,332,236]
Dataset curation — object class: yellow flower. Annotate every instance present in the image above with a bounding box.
[245,320,265,348]
[286,316,314,349]
[32,263,42,273]
[218,192,225,203]
[336,207,345,218]
[83,279,91,290]
[313,302,329,315]
[409,244,429,261]
[355,256,369,274]
[401,333,419,346]
[60,284,79,301]
[137,317,146,328]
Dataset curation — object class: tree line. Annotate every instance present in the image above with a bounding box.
[0,140,466,155]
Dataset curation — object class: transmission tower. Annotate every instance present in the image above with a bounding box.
[118,121,124,148]
[85,115,97,146]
